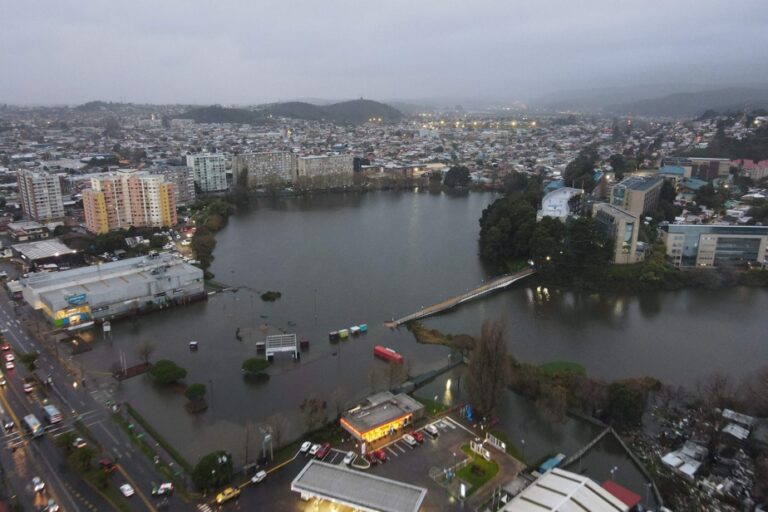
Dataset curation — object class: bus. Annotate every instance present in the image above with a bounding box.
[42,405,62,425]
[23,414,43,438]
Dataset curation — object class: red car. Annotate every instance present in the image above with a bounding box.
[365,453,378,465]
[99,459,117,474]
[412,431,424,443]
[373,449,388,462]
[315,442,331,459]
[0,343,10,352]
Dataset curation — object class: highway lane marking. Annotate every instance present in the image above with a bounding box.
[98,422,120,444]
[116,463,157,512]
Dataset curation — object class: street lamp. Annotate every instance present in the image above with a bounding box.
[521,439,525,461]
[610,466,618,481]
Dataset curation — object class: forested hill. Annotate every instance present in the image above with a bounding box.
[178,99,403,125]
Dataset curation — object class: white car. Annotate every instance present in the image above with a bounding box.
[120,484,135,497]
[44,499,59,512]
[300,441,312,454]
[343,451,355,465]
[309,444,321,456]
[32,476,45,492]
[403,434,417,447]
[72,437,87,449]
[424,424,439,438]
[250,470,267,484]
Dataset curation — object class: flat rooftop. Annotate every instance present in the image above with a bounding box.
[291,460,427,512]
[616,175,661,191]
[12,239,77,261]
[342,392,424,433]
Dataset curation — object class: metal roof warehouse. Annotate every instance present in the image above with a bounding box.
[291,460,427,512]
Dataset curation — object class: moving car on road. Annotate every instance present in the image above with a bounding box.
[215,487,240,504]
[250,470,267,484]
[32,476,45,492]
[119,484,134,497]
[72,437,87,449]
[152,483,174,496]
[100,459,117,473]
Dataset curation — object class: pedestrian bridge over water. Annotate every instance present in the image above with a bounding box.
[386,268,536,327]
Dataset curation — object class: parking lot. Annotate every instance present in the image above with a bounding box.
[211,414,520,511]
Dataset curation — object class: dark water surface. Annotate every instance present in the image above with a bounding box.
[75,191,767,477]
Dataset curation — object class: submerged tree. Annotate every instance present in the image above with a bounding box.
[466,319,511,417]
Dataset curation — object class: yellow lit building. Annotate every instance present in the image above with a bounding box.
[340,392,425,444]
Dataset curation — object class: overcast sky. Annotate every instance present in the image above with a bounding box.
[2,0,767,105]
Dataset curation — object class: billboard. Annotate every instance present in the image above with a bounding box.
[66,293,87,305]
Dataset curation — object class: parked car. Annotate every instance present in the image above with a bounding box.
[412,431,424,443]
[3,353,13,362]
[151,483,174,496]
[365,453,378,465]
[403,434,417,447]
[424,424,439,438]
[43,499,59,512]
[374,449,388,462]
[215,487,240,504]
[4,361,13,370]
[119,484,134,497]
[32,476,45,492]
[343,451,355,465]
[315,442,331,459]
[72,437,87,449]
[0,343,10,351]
[309,443,321,456]
[23,380,34,393]
[250,470,267,484]
[300,441,312,454]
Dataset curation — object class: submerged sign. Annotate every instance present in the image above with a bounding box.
[66,293,87,305]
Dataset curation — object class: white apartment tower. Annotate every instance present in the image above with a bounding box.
[17,169,65,221]
[186,154,228,192]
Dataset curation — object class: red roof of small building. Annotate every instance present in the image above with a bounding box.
[602,480,642,508]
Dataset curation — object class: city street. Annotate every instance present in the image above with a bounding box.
[0,261,184,511]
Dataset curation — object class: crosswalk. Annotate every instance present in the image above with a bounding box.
[2,408,107,446]
[197,503,213,512]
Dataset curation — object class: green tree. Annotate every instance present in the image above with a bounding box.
[185,383,207,401]
[19,352,39,371]
[149,360,187,385]
[605,382,647,430]
[467,320,511,417]
[192,451,233,492]
[443,166,471,188]
[241,358,270,375]
[71,446,96,472]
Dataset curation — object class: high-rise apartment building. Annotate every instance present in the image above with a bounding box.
[150,166,196,206]
[17,169,65,221]
[231,151,297,187]
[83,169,177,234]
[296,154,354,188]
[185,154,227,192]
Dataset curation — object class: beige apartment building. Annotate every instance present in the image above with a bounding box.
[296,154,354,188]
[609,175,663,217]
[593,203,641,264]
[232,151,298,187]
[83,169,177,234]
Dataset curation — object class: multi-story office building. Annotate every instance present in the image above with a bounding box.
[689,157,731,181]
[186,154,227,192]
[231,151,297,188]
[610,175,663,217]
[660,224,768,268]
[593,203,640,264]
[296,154,354,188]
[150,166,196,206]
[83,169,177,234]
[17,169,65,221]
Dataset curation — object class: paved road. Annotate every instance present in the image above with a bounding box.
[0,263,186,511]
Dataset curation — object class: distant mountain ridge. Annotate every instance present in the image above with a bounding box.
[177,99,403,124]
[606,87,768,117]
